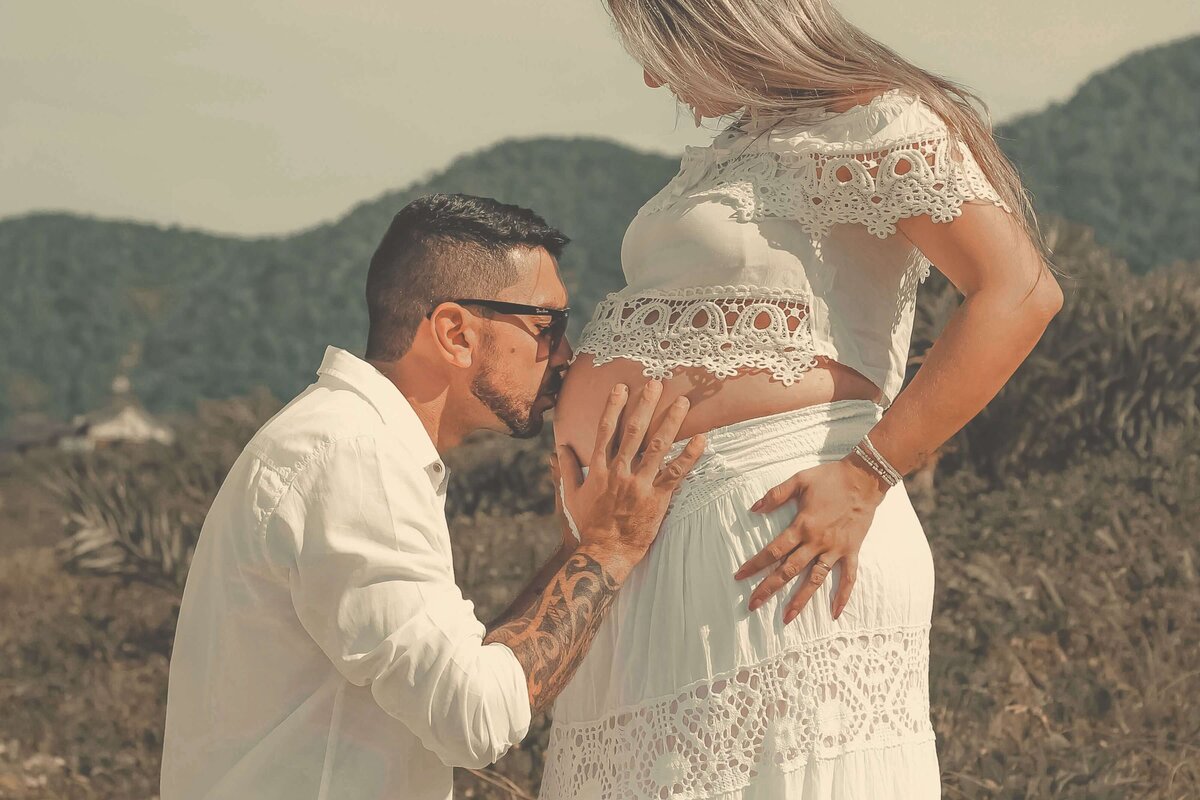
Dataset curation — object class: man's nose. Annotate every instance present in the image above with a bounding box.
[552,335,574,366]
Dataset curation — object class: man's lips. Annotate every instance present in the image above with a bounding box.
[541,369,566,401]
[539,381,563,407]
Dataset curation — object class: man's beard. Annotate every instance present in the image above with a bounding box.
[470,360,544,439]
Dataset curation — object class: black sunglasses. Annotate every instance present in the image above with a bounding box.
[429,298,570,356]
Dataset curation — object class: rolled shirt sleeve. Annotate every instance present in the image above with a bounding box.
[278,434,532,769]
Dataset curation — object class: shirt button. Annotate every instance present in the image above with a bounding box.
[432,463,443,473]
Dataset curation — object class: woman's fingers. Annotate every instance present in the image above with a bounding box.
[750,473,804,514]
[636,395,690,477]
[589,383,629,471]
[733,517,805,580]
[782,552,838,624]
[746,543,816,611]
[831,553,858,620]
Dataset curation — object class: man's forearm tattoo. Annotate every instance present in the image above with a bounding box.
[485,546,572,635]
[483,550,622,714]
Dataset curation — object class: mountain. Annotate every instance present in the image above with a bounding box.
[0,140,677,429]
[2,37,1198,431]
[997,34,1200,272]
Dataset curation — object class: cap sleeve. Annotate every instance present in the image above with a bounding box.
[796,93,1013,238]
[655,90,1013,240]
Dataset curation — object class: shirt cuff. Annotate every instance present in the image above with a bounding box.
[484,641,533,742]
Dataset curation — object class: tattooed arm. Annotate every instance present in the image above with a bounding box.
[485,542,575,635]
[485,445,585,635]
[484,380,708,714]
[484,545,634,713]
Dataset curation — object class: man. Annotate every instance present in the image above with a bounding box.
[160,193,707,799]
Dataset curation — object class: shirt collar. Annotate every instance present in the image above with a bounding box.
[315,345,451,495]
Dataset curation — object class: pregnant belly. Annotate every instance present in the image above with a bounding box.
[552,352,885,463]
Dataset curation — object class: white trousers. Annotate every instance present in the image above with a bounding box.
[543,399,941,799]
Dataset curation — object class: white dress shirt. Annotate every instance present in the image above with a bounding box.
[161,345,532,800]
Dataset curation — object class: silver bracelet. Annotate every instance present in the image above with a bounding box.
[860,433,902,484]
[851,446,896,486]
[851,444,900,487]
[867,436,902,484]
[851,433,902,487]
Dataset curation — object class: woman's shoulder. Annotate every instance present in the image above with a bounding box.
[657,87,1007,240]
[713,88,948,155]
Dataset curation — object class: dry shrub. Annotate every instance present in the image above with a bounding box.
[45,388,280,592]
[915,220,1200,477]
[927,423,1199,798]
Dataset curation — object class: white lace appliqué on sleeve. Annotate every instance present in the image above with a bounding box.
[640,127,1012,239]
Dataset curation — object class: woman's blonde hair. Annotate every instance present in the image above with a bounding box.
[604,0,1059,277]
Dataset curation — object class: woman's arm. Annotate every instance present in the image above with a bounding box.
[873,201,1064,476]
[734,201,1063,622]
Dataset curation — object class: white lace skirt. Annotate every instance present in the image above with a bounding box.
[542,399,940,799]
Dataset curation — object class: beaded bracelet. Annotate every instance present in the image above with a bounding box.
[862,433,903,483]
[850,433,902,487]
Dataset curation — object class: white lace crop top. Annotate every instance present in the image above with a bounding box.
[572,88,1013,410]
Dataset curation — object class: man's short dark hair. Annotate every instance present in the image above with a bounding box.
[365,193,570,360]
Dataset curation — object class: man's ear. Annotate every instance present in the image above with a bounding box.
[426,303,479,368]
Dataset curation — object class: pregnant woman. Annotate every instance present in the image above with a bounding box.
[541,1,1064,798]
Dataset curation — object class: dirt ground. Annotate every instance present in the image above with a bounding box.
[1,436,1197,799]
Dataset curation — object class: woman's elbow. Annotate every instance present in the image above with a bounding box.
[1009,261,1064,321]
[1031,269,1065,320]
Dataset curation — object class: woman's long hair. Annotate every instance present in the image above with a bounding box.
[604,0,1058,275]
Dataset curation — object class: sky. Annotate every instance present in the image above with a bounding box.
[2,0,1197,236]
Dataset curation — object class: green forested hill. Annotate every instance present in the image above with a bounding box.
[0,140,677,428]
[997,34,1199,272]
[2,36,1197,431]
[0,216,267,423]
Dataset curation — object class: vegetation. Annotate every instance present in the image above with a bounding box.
[1,32,1197,800]
[911,219,1200,479]
[2,214,1197,797]
[998,34,1200,272]
[0,140,674,434]
[2,36,1198,434]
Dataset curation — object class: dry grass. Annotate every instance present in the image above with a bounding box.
[0,422,1196,799]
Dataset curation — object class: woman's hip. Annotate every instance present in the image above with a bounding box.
[651,399,936,618]
[554,401,936,716]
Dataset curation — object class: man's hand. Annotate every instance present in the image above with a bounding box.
[555,380,707,575]
[483,380,706,714]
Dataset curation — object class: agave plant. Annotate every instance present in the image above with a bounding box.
[48,388,281,594]
[46,458,196,593]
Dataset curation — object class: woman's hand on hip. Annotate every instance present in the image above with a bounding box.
[733,457,889,622]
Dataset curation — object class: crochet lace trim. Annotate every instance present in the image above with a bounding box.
[639,128,1011,238]
[572,286,832,387]
[540,625,934,800]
